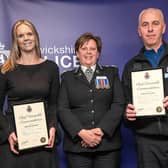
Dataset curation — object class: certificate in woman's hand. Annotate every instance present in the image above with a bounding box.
[13,102,48,150]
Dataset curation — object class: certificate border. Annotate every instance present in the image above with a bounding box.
[12,101,49,150]
[131,67,166,117]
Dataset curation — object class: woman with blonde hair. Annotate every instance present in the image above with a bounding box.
[0,19,59,168]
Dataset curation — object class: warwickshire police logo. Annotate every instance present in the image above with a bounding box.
[0,42,9,65]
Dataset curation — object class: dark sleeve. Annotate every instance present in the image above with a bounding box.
[58,73,83,140]
[122,64,132,104]
[122,63,137,128]
[47,63,60,129]
[97,67,125,137]
[0,114,9,143]
[0,71,9,143]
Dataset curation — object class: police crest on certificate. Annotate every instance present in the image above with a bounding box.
[131,68,165,117]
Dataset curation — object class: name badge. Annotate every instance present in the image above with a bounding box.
[95,76,110,89]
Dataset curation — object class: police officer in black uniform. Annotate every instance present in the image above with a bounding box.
[58,32,125,168]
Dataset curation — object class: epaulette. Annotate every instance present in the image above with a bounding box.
[61,69,68,74]
[61,68,73,75]
[74,67,79,73]
[73,67,82,76]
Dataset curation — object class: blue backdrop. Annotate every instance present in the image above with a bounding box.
[0,0,168,168]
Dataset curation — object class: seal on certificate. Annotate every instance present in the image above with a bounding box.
[144,72,150,79]
[156,106,162,113]
[40,137,46,143]
[27,105,32,112]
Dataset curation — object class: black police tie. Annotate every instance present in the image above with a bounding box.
[85,67,93,82]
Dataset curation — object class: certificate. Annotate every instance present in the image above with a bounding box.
[131,68,165,117]
[13,102,48,150]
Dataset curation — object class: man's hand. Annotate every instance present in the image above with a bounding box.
[126,104,136,121]
[163,96,168,110]
[8,132,19,154]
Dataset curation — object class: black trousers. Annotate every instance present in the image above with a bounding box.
[136,134,168,168]
[66,150,120,168]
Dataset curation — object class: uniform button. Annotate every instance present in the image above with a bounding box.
[91,110,94,113]
[89,89,93,92]
[90,99,94,103]
[91,121,95,125]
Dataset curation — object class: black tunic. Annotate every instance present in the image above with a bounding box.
[58,64,125,153]
[0,60,60,168]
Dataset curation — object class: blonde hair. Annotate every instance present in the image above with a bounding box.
[1,19,42,74]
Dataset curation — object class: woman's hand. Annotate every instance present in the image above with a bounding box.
[78,129,102,148]
[91,128,104,137]
[45,127,56,148]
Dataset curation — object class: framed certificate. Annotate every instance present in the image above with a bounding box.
[131,68,165,117]
[13,102,48,150]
